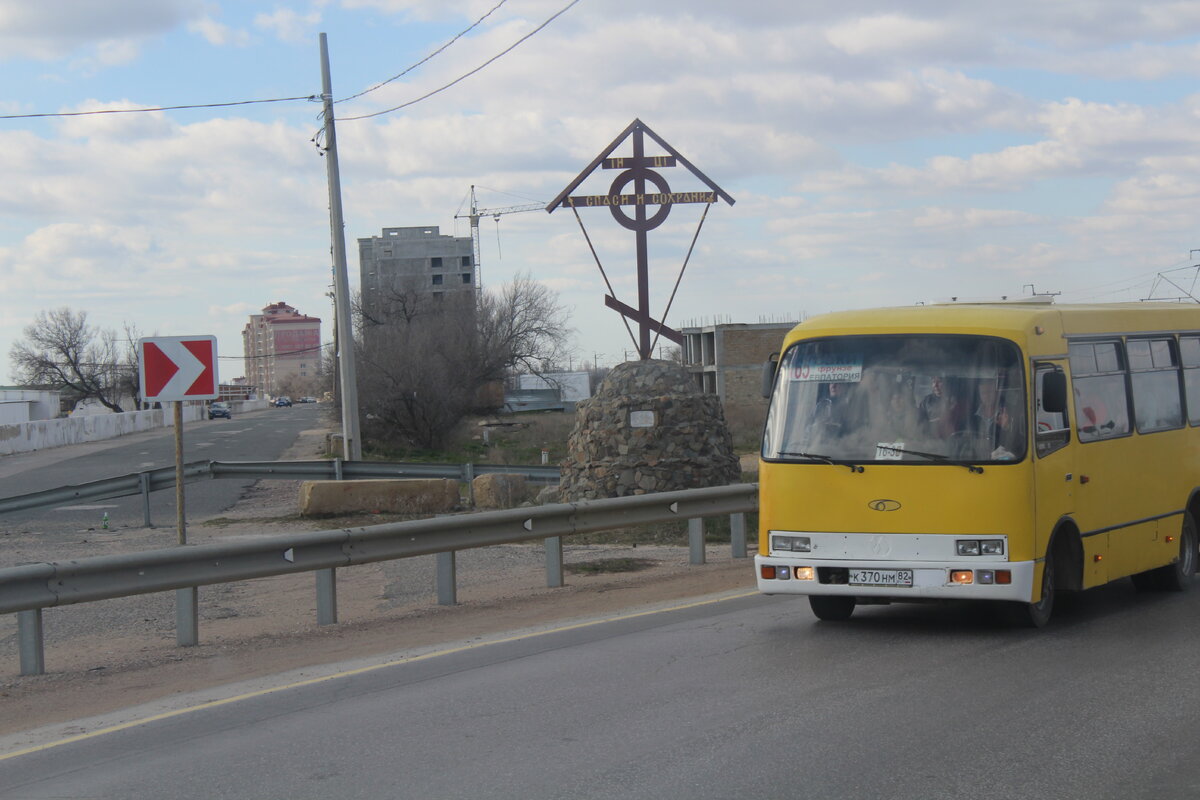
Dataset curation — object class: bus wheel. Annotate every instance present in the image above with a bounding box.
[1006,555,1055,628]
[809,595,856,621]
[1149,511,1197,592]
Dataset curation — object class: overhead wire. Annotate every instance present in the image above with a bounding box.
[336,0,581,122]
[334,0,510,104]
[0,96,318,120]
[4,1,579,126]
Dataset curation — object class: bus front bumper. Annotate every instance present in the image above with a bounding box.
[754,555,1037,603]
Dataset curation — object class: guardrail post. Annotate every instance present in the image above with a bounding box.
[176,587,199,646]
[334,458,343,481]
[437,551,457,605]
[316,568,338,625]
[140,471,154,528]
[545,536,564,588]
[18,609,45,676]
[689,518,706,565]
[464,463,475,507]
[730,512,747,558]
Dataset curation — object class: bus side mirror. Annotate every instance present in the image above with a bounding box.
[762,354,780,398]
[1042,371,1067,413]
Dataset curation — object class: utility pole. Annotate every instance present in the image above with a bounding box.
[320,33,362,460]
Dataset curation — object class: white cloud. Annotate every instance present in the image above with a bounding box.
[0,0,204,60]
[825,14,973,58]
[7,1,1200,375]
[187,16,251,47]
[254,8,321,43]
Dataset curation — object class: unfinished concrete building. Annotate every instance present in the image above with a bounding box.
[358,226,475,311]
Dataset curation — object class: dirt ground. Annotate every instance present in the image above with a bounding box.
[0,423,760,745]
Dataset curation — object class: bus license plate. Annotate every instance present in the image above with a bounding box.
[849,569,914,587]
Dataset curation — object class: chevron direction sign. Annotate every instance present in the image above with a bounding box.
[138,336,218,402]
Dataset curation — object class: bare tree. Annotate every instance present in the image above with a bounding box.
[476,272,573,383]
[9,308,132,412]
[355,272,574,452]
[119,323,148,408]
[357,292,480,450]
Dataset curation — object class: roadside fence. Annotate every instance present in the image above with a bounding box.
[1,482,757,676]
[0,459,561,526]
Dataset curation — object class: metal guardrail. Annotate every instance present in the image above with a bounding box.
[3,483,758,675]
[0,459,561,519]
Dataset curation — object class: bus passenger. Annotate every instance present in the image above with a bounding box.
[921,375,968,439]
[812,382,855,437]
[972,380,1021,459]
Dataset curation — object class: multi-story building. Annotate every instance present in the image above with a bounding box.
[242,302,322,397]
[681,322,797,431]
[358,226,476,315]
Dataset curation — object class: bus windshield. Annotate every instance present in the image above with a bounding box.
[762,334,1027,465]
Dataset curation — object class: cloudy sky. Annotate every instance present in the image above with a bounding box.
[4,0,1200,383]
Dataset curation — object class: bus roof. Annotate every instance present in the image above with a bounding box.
[782,302,1200,351]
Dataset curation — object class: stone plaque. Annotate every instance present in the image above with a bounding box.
[630,410,656,428]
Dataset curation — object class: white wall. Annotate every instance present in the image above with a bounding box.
[0,404,204,456]
[0,389,59,422]
[0,402,33,425]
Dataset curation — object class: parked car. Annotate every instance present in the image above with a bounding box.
[274,396,292,407]
[299,396,317,404]
[208,401,232,420]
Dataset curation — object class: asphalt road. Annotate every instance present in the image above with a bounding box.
[3,581,1200,799]
[0,403,324,550]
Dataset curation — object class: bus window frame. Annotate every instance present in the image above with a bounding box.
[1126,335,1185,434]
[1178,334,1200,426]
[1034,362,1070,458]
[1069,338,1134,444]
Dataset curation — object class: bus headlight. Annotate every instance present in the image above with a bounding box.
[956,539,1004,556]
[773,535,812,553]
[980,539,1005,555]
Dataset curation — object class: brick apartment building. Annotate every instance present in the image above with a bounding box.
[242,302,322,397]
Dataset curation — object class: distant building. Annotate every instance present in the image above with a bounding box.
[681,322,796,423]
[0,387,60,424]
[219,380,257,402]
[358,226,475,313]
[517,372,592,404]
[242,302,322,397]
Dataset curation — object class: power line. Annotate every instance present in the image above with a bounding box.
[223,342,335,361]
[0,95,318,121]
[336,0,581,122]
[4,2,577,125]
[335,0,510,104]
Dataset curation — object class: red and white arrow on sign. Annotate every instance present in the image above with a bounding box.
[138,336,218,402]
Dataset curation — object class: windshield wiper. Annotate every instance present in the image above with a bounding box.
[777,451,864,473]
[887,446,984,474]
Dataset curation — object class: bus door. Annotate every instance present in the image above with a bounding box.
[1032,362,1096,581]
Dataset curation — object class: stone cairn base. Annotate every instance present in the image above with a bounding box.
[558,359,741,501]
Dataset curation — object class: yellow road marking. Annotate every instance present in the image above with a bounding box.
[1,590,760,761]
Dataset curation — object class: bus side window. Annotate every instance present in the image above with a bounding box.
[1180,335,1200,425]
[1069,341,1132,442]
[1035,365,1069,457]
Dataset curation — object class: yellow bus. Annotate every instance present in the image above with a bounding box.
[756,301,1200,626]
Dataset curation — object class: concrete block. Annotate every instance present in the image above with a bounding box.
[300,479,459,516]
[472,473,531,508]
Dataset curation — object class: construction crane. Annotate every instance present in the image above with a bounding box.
[454,185,544,290]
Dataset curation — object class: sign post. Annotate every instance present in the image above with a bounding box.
[138,335,218,647]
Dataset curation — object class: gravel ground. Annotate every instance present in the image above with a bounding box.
[0,424,759,742]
